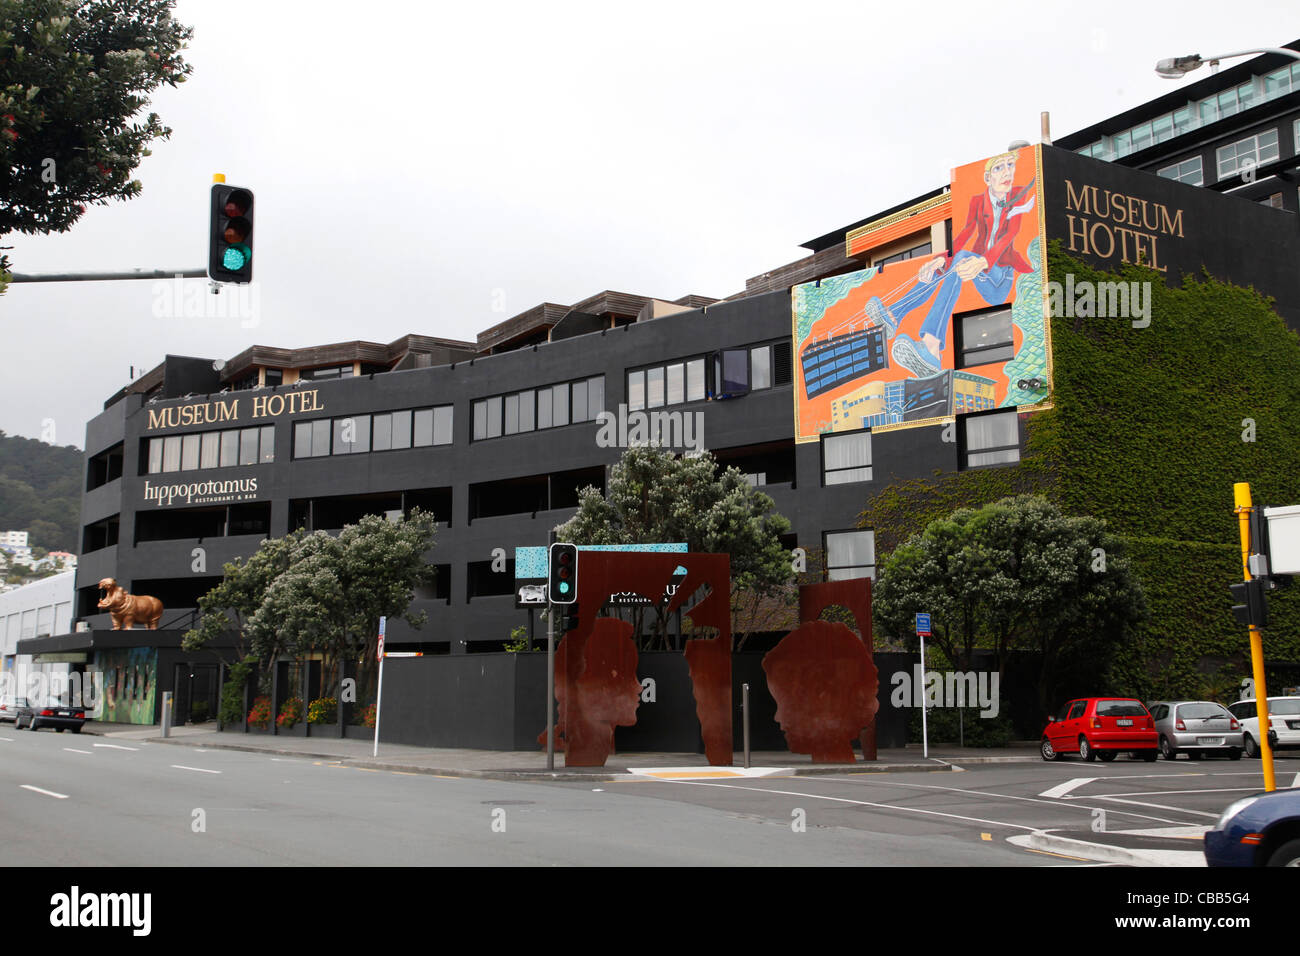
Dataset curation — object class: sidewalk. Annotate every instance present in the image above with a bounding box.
[80,721,1037,781]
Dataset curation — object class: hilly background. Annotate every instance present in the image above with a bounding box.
[0,431,83,553]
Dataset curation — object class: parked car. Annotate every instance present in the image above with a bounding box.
[0,695,23,723]
[1041,697,1158,761]
[13,698,87,733]
[1205,788,1300,867]
[1226,697,1300,757]
[1149,700,1244,760]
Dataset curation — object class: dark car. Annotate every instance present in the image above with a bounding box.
[1205,788,1300,867]
[1041,697,1158,761]
[14,698,87,733]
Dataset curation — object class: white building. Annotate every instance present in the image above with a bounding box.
[0,531,29,548]
[0,571,76,705]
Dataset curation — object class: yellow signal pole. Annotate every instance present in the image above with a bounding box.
[1234,482,1275,792]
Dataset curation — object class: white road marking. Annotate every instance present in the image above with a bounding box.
[21,785,68,799]
[1039,777,1096,799]
[171,764,221,774]
[1082,786,1264,798]
[1083,794,1219,818]
[849,778,1189,826]
[93,743,139,751]
[62,748,92,754]
[673,779,1037,832]
[0,736,13,742]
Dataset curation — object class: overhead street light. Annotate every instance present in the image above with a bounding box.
[1155,47,1300,79]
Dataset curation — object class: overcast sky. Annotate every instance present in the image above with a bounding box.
[3,0,1296,448]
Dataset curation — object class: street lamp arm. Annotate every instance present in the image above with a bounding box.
[1157,47,1300,79]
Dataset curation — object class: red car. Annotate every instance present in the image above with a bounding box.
[1041,697,1158,762]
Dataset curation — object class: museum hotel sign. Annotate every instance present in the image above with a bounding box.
[145,389,325,431]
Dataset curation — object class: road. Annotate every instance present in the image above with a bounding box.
[2,728,1295,866]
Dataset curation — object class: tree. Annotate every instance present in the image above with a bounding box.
[554,446,793,649]
[247,510,437,698]
[0,0,193,288]
[874,495,1148,717]
[182,529,305,689]
[184,511,438,701]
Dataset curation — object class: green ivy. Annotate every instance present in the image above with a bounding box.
[863,244,1300,699]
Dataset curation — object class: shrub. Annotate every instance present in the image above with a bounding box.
[248,695,272,730]
[220,656,256,724]
[307,697,338,725]
[276,696,304,729]
[359,703,377,729]
[190,700,209,723]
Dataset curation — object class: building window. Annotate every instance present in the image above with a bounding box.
[294,419,332,458]
[264,369,283,387]
[958,309,1015,368]
[1157,156,1203,186]
[825,529,875,581]
[1216,129,1279,180]
[472,378,600,439]
[148,425,275,473]
[962,410,1020,469]
[823,431,872,485]
[332,415,371,454]
[181,434,200,471]
[1258,192,1284,209]
[751,345,772,390]
[200,431,220,469]
[300,365,354,381]
[715,349,750,398]
[875,240,932,267]
[629,360,704,412]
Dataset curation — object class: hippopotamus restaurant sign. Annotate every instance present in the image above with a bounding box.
[142,476,260,507]
[145,389,324,431]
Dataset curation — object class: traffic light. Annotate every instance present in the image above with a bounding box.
[208,180,254,283]
[1229,578,1269,628]
[549,543,577,604]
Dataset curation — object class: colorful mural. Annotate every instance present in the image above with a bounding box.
[93,647,157,724]
[793,145,1049,440]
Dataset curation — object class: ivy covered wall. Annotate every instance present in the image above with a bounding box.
[863,244,1300,699]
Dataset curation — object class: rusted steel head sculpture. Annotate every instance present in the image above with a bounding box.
[763,618,879,763]
[543,551,732,768]
[762,577,879,763]
[96,578,164,630]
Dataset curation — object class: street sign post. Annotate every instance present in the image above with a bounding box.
[915,613,931,759]
[373,616,387,758]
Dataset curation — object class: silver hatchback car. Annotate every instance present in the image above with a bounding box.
[1149,700,1244,760]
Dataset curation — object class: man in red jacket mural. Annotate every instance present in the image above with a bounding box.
[888,150,1036,377]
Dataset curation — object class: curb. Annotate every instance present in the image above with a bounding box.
[138,735,959,782]
[1019,830,1206,867]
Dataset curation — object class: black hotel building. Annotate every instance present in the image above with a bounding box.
[36,44,1300,728]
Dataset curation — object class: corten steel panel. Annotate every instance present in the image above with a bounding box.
[756,577,879,763]
[763,619,880,763]
[548,551,732,767]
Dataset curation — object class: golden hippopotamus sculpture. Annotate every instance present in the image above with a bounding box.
[97,578,164,630]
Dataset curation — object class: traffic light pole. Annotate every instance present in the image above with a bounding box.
[9,268,206,283]
[1234,482,1276,792]
[546,598,555,772]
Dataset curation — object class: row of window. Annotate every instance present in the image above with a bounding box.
[627,342,792,412]
[295,407,454,458]
[472,375,605,440]
[1079,60,1300,161]
[817,408,1019,487]
[146,426,275,474]
[1157,123,1292,187]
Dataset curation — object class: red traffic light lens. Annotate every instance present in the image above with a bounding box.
[224,189,252,218]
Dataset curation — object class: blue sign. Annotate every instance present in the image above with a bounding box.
[915,612,931,635]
